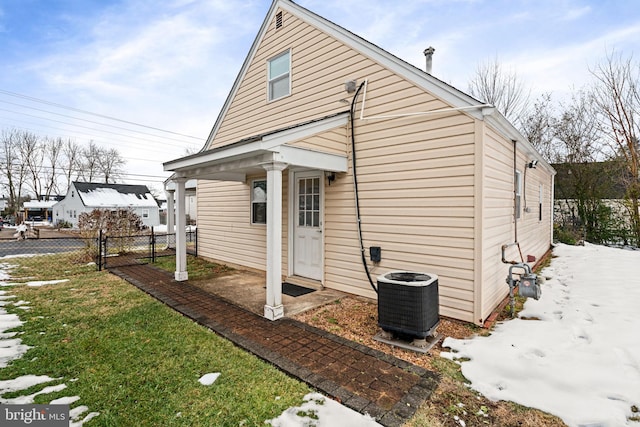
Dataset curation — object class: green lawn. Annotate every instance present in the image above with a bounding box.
[0,254,310,426]
[150,254,233,281]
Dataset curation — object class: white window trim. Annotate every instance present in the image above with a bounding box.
[251,179,267,225]
[267,49,291,102]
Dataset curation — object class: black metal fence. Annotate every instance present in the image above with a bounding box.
[0,226,197,271]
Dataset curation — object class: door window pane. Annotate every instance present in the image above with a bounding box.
[297,177,320,228]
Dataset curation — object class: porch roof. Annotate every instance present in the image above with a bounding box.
[163,112,350,181]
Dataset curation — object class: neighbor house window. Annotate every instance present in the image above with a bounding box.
[142,209,149,219]
[251,180,267,224]
[515,170,522,220]
[268,50,290,101]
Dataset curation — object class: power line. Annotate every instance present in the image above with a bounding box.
[0,98,202,145]
[0,107,198,149]
[0,119,195,158]
[0,88,204,140]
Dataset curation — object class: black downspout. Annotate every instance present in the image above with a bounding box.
[350,82,377,294]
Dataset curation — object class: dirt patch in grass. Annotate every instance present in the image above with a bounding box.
[294,296,566,427]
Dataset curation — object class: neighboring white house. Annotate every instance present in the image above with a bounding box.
[53,182,160,228]
[0,197,8,212]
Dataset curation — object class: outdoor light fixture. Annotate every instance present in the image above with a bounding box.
[528,160,538,169]
[325,171,336,186]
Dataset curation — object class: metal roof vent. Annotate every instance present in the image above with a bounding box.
[423,46,435,74]
[276,11,283,29]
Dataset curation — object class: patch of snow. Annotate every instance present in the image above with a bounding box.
[0,301,30,367]
[442,243,640,427]
[70,408,100,427]
[198,372,220,385]
[26,279,69,287]
[154,224,168,233]
[266,392,382,427]
[51,395,81,405]
[1,254,39,260]
[0,375,58,395]
[1,383,67,404]
[0,263,99,424]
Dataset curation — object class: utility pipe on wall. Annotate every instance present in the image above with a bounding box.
[350,81,377,294]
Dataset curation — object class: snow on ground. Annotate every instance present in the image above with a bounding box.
[442,243,640,427]
[25,279,70,287]
[0,260,99,426]
[198,372,220,385]
[0,289,30,367]
[266,393,382,427]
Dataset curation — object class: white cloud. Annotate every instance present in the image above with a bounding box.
[511,22,640,98]
[562,5,591,21]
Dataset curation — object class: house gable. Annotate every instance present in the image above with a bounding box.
[205,0,488,151]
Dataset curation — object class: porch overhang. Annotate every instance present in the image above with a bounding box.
[163,112,349,321]
[163,112,349,180]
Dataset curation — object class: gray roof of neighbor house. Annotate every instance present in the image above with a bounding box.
[71,182,158,208]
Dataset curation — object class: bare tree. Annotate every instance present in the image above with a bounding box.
[0,129,28,215]
[469,56,531,126]
[520,93,559,162]
[43,137,64,198]
[555,90,603,163]
[98,147,125,183]
[552,91,623,243]
[61,138,81,189]
[590,51,640,244]
[79,141,102,183]
[20,131,45,200]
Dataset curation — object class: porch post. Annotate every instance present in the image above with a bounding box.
[174,178,188,281]
[165,189,175,248]
[263,161,288,320]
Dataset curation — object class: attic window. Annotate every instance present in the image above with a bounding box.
[268,50,290,101]
[276,11,283,29]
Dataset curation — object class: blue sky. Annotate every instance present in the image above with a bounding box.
[1,0,639,189]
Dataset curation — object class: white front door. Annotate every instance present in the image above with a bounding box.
[293,172,323,280]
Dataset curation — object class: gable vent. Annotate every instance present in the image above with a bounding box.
[276,11,283,29]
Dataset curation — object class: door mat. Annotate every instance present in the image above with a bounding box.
[282,282,316,297]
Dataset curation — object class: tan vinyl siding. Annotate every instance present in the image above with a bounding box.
[197,180,263,269]
[325,89,477,322]
[480,125,553,321]
[480,127,514,321]
[209,10,365,148]
[287,126,347,155]
[197,172,289,275]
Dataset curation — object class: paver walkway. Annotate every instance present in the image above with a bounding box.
[111,264,439,427]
